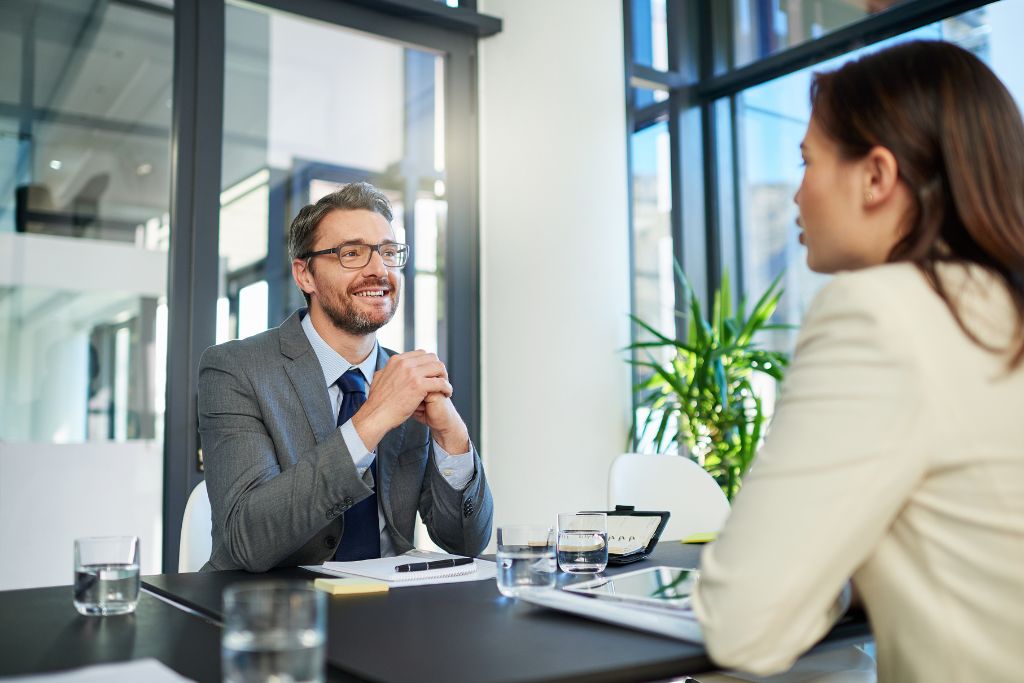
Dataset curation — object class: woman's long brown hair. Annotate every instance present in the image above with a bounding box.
[811,40,1024,368]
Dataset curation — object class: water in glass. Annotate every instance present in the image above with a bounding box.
[496,545,556,597]
[557,530,609,573]
[222,628,325,683]
[73,563,140,616]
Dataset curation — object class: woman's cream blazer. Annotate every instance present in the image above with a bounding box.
[693,262,1024,682]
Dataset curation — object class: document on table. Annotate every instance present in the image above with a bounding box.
[2,659,195,682]
[303,550,496,588]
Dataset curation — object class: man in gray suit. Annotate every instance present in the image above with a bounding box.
[198,182,493,572]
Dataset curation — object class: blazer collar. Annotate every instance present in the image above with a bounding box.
[279,308,313,360]
[279,310,335,443]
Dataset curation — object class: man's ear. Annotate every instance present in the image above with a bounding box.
[292,258,316,299]
[863,145,900,207]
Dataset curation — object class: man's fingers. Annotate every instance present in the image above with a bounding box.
[424,378,453,397]
[386,352,449,378]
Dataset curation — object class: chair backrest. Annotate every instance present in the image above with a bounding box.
[178,480,212,573]
[608,453,730,541]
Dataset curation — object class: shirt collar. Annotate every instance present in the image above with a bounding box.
[300,310,378,386]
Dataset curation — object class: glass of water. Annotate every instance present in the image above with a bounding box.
[222,581,326,683]
[496,525,556,597]
[73,536,140,616]
[557,512,609,573]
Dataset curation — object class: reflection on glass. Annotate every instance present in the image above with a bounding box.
[634,87,670,110]
[0,1,173,443]
[631,0,669,71]
[218,2,447,357]
[631,121,674,343]
[732,0,910,68]
[630,121,676,451]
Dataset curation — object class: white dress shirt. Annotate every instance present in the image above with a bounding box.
[301,313,474,557]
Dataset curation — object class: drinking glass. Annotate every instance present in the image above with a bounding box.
[495,525,556,597]
[73,536,140,616]
[557,512,609,573]
[222,581,326,683]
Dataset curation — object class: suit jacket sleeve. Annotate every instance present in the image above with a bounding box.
[418,440,493,556]
[198,343,372,572]
[692,273,930,675]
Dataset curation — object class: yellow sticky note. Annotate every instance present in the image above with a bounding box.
[314,577,389,596]
[681,532,717,544]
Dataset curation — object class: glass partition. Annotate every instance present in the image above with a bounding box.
[0,0,173,442]
[218,2,448,355]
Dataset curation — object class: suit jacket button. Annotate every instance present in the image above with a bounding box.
[325,507,334,520]
[344,497,354,507]
[324,536,337,548]
[463,501,474,518]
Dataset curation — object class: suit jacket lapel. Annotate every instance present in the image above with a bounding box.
[279,310,336,444]
[374,346,406,529]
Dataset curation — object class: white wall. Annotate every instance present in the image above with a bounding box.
[478,0,632,535]
[0,442,163,590]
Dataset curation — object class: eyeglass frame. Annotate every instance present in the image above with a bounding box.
[298,241,410,270]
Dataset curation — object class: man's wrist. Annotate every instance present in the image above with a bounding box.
[351,410,389,453]
[433,425,470,455]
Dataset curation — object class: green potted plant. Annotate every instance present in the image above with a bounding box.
[627,265,790,501]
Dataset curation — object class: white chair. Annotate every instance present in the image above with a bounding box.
[178,480,212,572]
[607,452,730,541]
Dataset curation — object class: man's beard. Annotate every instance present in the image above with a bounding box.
[321,277,399,336]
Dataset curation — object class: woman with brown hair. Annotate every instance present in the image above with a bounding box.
[692,40,1024,682]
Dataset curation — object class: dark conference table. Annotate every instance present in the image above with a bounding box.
[0,588,222,681]
[0,542,871,682]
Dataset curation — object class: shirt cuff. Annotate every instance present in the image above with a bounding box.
[340,420,375,474]
[433,439,475,490]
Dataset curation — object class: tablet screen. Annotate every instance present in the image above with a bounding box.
[563,566,697,609]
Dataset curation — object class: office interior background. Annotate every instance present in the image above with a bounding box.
[1,0,1022,589]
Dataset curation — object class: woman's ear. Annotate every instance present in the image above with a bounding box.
[863,145,900,207]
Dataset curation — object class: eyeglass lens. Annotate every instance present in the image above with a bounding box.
[339,243,408,268]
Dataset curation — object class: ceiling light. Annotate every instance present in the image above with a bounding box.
[49,160,62,170]
[136,163,153,176]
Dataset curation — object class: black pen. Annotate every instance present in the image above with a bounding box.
[394,557,474,573]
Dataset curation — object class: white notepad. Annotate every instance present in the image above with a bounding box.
[309,550,496,587]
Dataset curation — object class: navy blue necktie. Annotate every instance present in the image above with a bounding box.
[333,368,381,560]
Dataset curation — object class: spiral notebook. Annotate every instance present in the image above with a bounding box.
[312,550,496,587]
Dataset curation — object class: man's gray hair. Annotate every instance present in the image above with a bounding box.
[287,181,394,262]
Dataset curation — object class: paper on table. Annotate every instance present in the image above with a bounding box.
[306,550,496,588]
[2,659,195,682]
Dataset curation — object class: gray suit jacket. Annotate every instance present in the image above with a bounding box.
[197,309,493,572]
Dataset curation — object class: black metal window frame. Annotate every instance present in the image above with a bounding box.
[623,0,993,438]
[165,0,499,571]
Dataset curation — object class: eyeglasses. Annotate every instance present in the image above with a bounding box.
[300,242,409,269]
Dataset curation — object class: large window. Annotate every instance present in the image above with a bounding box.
[0,0,173,443]
[217,3,449,357]
[624,0,1024,445]
[0,0,174,588]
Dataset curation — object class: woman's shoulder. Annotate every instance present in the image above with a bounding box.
[805,263,933,322]
[811,261,1015,347]
[828,262,930,295]
[819,261,1004,310]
